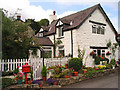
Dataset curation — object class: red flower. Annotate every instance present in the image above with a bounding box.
[99,55,102,57]
[17,66,19,68]
[101,57,104,59]
[116,34,119,36]
[90,51,94,55]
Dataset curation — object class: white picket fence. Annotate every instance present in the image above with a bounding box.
[0,58,70,80]
[0,59,29,71]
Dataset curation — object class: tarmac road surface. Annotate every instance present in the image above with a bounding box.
[62,72,119,88]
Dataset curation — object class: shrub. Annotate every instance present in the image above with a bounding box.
[2,78,15,89]
[13,68,19,74]
[68,58,82,72]
[41,66,47,77]
[105,64,112,69]
[110,59,115,65]
[94,56,100,65]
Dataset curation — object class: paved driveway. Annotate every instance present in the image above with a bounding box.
[62,72,119,88]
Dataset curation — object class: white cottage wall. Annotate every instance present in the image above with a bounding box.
[73,8,118,67]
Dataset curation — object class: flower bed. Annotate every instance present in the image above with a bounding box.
[53,68,119,86]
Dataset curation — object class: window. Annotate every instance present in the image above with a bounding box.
[102,50,105,57]
[101,26,105,34]
[38,33,43,37]
[41,47,52,58]
[58,27,63,38]
[92,25,96,33]
[97,26,101,34]
[92,25,105,35]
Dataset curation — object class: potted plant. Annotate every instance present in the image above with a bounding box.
[110,59,115,69]
[90,51,94,56]
[106,51,111,56]
[14,72,23,85]
[69,68,74,76]
[41,66,47,81]
[82,69,87,74]
[74,72,78,76]
[65,63,68,68]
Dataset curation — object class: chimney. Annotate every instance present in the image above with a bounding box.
[49,11,57,24]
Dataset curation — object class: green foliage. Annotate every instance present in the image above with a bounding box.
[37,19,49,26]
[25,19,41,34]
[107,40,111,48]
[78,46,88,66]
[54,39,62,57]
[105,64,112,69]
[68,58,82,72]
[106,40,118,59]
[13,68,19,74]
[94,56,100,65]
[2,12,38,59]
[2,78,15,89]
[84,68,96,77]
[110,59,115,65]
[78,46,85,60]
[41,66,47,77]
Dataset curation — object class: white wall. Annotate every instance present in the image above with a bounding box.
[74,8,118,67]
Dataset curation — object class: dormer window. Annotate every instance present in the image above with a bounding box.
[58,27,63,37]
[70,21,72,25]
[38,32,43,37]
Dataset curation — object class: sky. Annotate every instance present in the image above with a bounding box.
[0,0,119,32]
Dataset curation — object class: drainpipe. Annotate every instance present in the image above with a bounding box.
[71,30,73,58]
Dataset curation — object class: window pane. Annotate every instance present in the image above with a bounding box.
[101,27,104,35]
[97,26,101,34]
[92,26,96,33]
[58,27,62,37]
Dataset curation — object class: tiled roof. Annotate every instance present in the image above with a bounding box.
[37,37,53,46]
[42,4,117,36]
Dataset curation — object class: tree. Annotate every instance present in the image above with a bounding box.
[25,19,41,35]
[37,19,49,27]
[2,12,38,59]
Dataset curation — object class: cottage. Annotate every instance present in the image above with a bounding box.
[35,4,118,67]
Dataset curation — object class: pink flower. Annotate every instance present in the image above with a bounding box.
[73,69,75,71]
[14,74,17,76]
[18,72,21,74]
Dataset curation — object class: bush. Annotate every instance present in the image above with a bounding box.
[105,64,112,69]
[94,56,100,65]
[110,59,115,65]
[68,58,82,72]
[13,68,19,74]
[2,78,15,89]
[2,71,8,76]
[41,66,47,77]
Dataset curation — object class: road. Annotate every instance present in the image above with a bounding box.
[62,72,119,88]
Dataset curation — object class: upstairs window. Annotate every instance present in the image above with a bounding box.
[38,33,43,37]
[92,25,96,33]
[58,27,63,38]
[92,25,105,35]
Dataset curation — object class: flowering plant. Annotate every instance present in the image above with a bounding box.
[56,53,63,58]
[90,51,94,55]
[14,72,23,80]
[106,51,111,55]
[69,68,74,73]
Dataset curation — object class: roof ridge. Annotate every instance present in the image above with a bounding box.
[61,4,100,19]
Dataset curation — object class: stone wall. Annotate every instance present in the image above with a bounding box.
[55,68,119,86]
